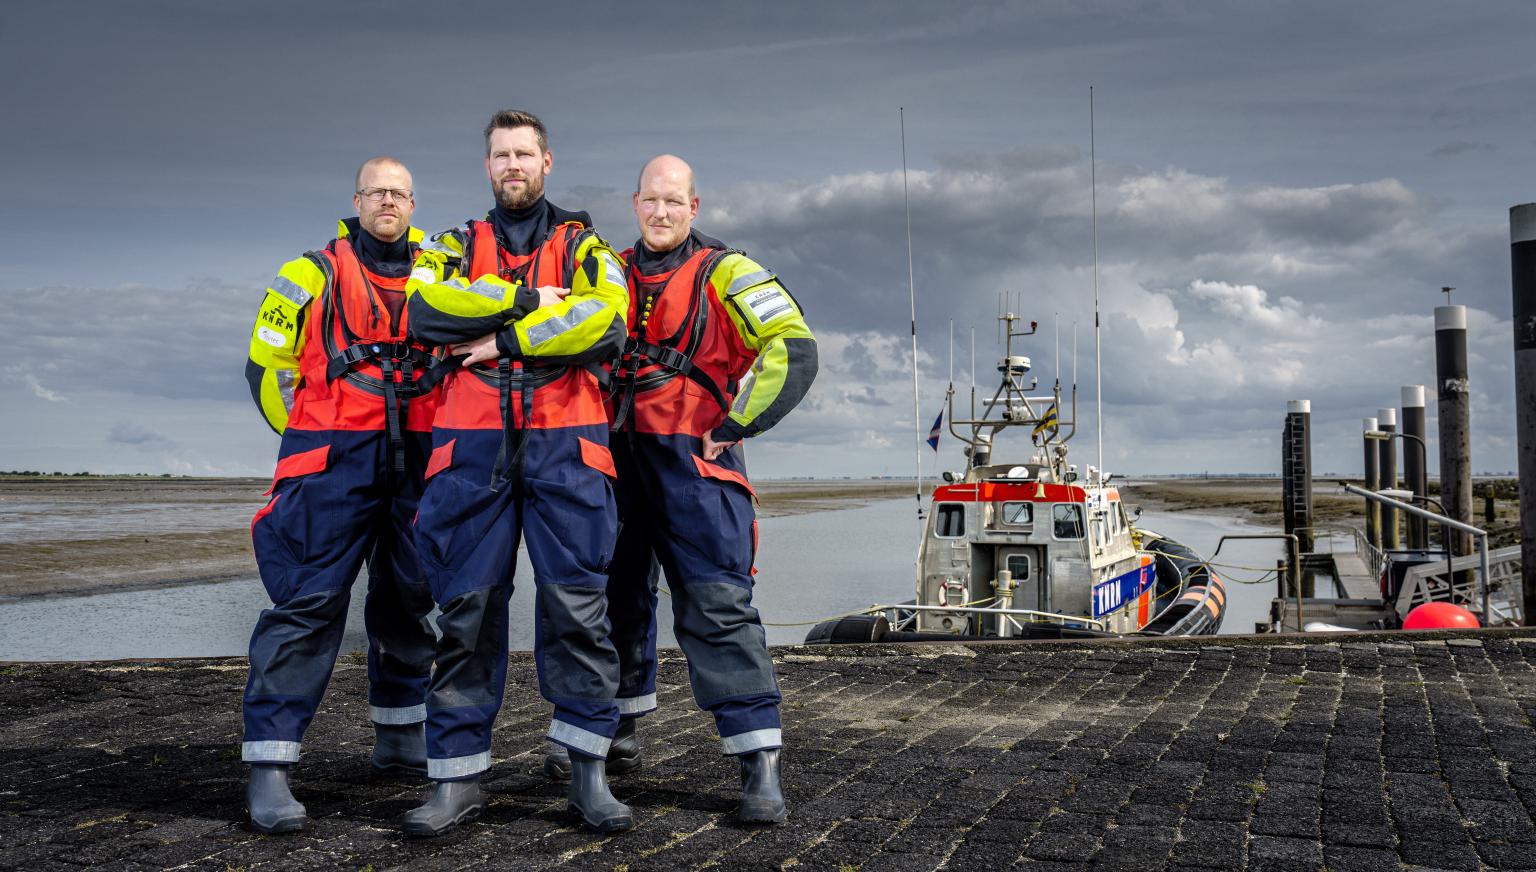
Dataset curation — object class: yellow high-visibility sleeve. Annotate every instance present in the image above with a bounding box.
[711,253,818,441]
[404,224,542,345]
[245,256,328,435]
[500,234,627,365]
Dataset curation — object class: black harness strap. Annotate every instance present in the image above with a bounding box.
[490,358,535,494]
[630,338,732,412]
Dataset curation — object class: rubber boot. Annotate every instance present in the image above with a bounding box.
[246,764,308,834]
[401,779,485,837]
[737,749,787,824]
[371,722,428,777]
[543,718,642,780]
[567,753,634,833]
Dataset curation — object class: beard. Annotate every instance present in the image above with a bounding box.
[492,173,545,210]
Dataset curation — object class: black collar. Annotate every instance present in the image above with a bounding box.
[341,217,412,278]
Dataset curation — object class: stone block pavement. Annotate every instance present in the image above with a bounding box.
[5,631,1536,870]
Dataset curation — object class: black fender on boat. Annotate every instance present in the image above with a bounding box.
[1136,531,1226,636]
[805,614,890,645]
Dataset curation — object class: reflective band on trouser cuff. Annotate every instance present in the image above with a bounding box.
[547,720,613,759]
[616,693,657,716]
[720,728,782,756]
[242,740,301,763]
[427,751,491,780]
[525,299,605,347]
[726,269,773,297]
[369,704,427,725]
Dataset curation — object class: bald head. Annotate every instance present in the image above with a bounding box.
[352,156,414,243]
[633,154,700,254]
[636,154,695,199]
[354,155,410,192]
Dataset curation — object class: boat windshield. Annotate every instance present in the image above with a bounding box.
[1052,504,1085,540]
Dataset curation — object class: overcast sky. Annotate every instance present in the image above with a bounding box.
[4,0,1534,479]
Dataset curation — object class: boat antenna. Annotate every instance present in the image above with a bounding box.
[1090,85,1103,490]
[901,107,922,526]
[1054,312,1061,389]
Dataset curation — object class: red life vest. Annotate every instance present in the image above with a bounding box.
[428,219,610,433]
[611,244,754,437]
[286,236,440,447]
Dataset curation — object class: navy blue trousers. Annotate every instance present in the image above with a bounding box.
[243,427,437,764]
[414,425,621,780]
[605,432,782,755]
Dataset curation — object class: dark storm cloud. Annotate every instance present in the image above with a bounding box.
[1430,141,1497,158]
[107,422,178,449]
[4,0,1535,475]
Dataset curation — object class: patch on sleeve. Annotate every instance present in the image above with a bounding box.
[410,266,437,285]
[257,326,287,348]
[741,284,793,325]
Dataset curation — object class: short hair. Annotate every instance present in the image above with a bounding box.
[354,155,408,192]
[484,110,549,155]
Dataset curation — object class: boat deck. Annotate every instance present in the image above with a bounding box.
[5,631,1536,870]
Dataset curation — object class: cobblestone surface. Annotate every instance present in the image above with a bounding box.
[5,631,1536,870]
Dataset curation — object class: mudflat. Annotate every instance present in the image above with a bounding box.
[0,476,916,603]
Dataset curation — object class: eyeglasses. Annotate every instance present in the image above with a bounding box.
[357,188,413,203]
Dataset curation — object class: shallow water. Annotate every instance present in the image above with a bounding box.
[0,500,1303,661]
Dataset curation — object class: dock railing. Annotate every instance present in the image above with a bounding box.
[1340,483,1492,620]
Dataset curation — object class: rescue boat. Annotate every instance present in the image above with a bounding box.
[806,312,1226,644]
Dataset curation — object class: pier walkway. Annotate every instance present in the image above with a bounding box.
[5,631,1536,871]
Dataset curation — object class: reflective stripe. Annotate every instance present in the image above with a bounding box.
[725,269,773,297]
[616,693,657,716]
[464,278,505,301]
[369,704,426,725]
[720,728,782,756]
[525,298,604,348]
[276,369,297,413]
[601,252,624,288]
[731,356,766,415]
[427,751,491,780]
[270,276,312,307]
[242,740,301,763]
[547,719,612,758]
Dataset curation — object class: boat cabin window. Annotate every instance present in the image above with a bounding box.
[1052,504,1084,540]
[935,503,966,538]
[1005,554,1031,579]
[1000,502,1033,525]
[1090,516,1107,547]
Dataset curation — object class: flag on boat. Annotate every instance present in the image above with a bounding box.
[1032,402,1059,443]
[927,407,943,451]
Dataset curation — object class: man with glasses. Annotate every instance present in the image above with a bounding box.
[240,156,440,834]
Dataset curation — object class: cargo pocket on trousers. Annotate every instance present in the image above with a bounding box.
[252,443,332,602]
[689,454,757,576]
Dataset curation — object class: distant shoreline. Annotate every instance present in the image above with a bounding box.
[3,476,1517,605]
[0,478,915,604]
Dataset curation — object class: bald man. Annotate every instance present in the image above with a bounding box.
[240,157,440,833]
[545,155,817,824]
